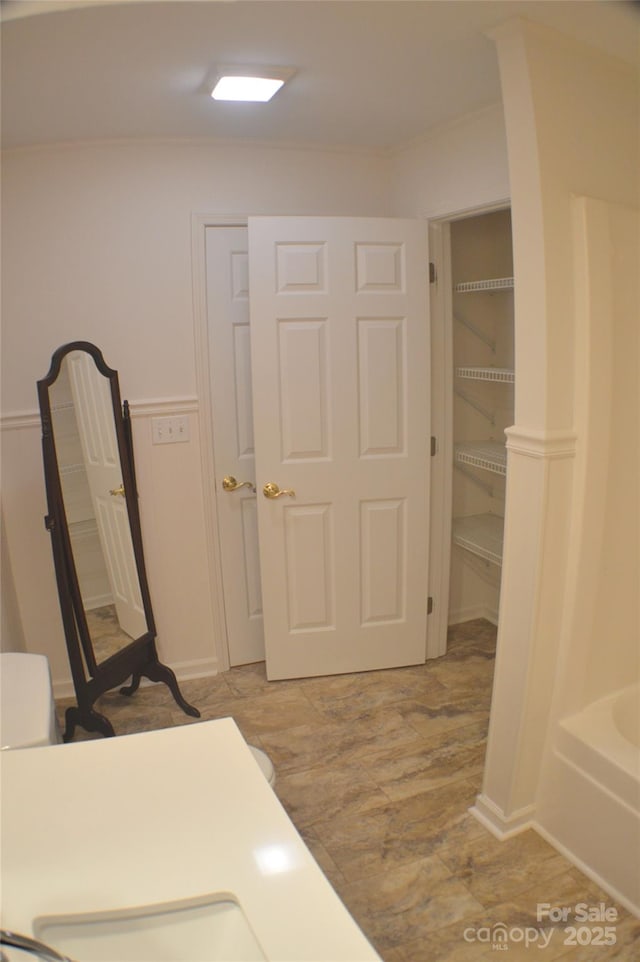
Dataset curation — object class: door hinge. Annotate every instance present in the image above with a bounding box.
[429,261,437,284]
[427,596,434,615]
[430,436,437,457]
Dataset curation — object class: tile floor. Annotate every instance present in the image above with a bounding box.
[56,619,639,961]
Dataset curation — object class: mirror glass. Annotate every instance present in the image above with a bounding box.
[48,350,149,664]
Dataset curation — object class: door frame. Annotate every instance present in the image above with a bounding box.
[192,209,503,673]
[425,218,453,659]
[425,197,511,657]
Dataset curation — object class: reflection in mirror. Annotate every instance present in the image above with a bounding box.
[49,351,147,663]
[38,342,200,740]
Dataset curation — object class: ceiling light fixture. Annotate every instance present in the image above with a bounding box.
[210,65,296,103]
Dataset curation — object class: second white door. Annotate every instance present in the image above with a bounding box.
[207,226,265,665]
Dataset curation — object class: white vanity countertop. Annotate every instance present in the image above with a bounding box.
[1,718,381,962]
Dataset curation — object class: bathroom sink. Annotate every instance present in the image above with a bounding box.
[33,893,267,962]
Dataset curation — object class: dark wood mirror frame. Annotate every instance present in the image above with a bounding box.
[38,341,200,740]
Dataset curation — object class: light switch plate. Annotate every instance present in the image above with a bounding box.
[151,415,190,445]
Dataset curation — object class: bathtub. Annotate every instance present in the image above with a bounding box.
[538,684,640,916]
[558,685,640,810]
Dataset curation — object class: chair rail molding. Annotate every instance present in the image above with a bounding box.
[0,411,41,431]
[505,426,577,460]
[1,397,199,431]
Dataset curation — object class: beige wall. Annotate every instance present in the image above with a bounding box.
[2,140,392,410]
[0,504,26,653]
[525,23,637,432]
[509,20,639,711]
[1,139,392,689]
[562,198,639,710]
[390,103,510,219]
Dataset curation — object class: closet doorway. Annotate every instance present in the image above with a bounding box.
[429,204,514,651]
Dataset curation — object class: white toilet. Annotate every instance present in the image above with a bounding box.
[0,652,276,787]
[249,745,276,787]
[0,652,62,750]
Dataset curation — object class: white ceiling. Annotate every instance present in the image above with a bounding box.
[1,0,638,151]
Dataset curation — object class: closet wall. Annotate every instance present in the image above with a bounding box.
[448,209,514,625]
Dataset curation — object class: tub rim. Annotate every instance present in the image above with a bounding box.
[556,684,640,812]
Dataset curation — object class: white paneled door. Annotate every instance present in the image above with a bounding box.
[249,217,430,679]
[207,226,265,666]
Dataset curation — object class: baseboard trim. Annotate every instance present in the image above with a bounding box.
[52,678,75,700]
[449,606,499,626]
[470,795,639,917]
[534,823,640,920]
[169,656,219,682]
[470,793,536,839]
[53,656,219,701]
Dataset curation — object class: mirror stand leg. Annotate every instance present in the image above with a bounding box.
[119,672,142,697]
[63,704,115,741]
[143,660,201,719]
[62,706,77,742]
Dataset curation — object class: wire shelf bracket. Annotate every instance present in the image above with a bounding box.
[453,312,496,353]
[454,461,495,497]
[454,388,495,425]
[452,514,504,566]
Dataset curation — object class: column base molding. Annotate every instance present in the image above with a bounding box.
[470,793,536,840]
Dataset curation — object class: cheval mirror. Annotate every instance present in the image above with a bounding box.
[38,341,200,740]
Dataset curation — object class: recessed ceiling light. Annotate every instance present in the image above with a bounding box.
[212,76,283,102]
[210,66,295,103]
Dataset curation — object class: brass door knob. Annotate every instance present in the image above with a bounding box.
[109,483,125,497]
[263,482,296,499]
[222,476,256,493]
